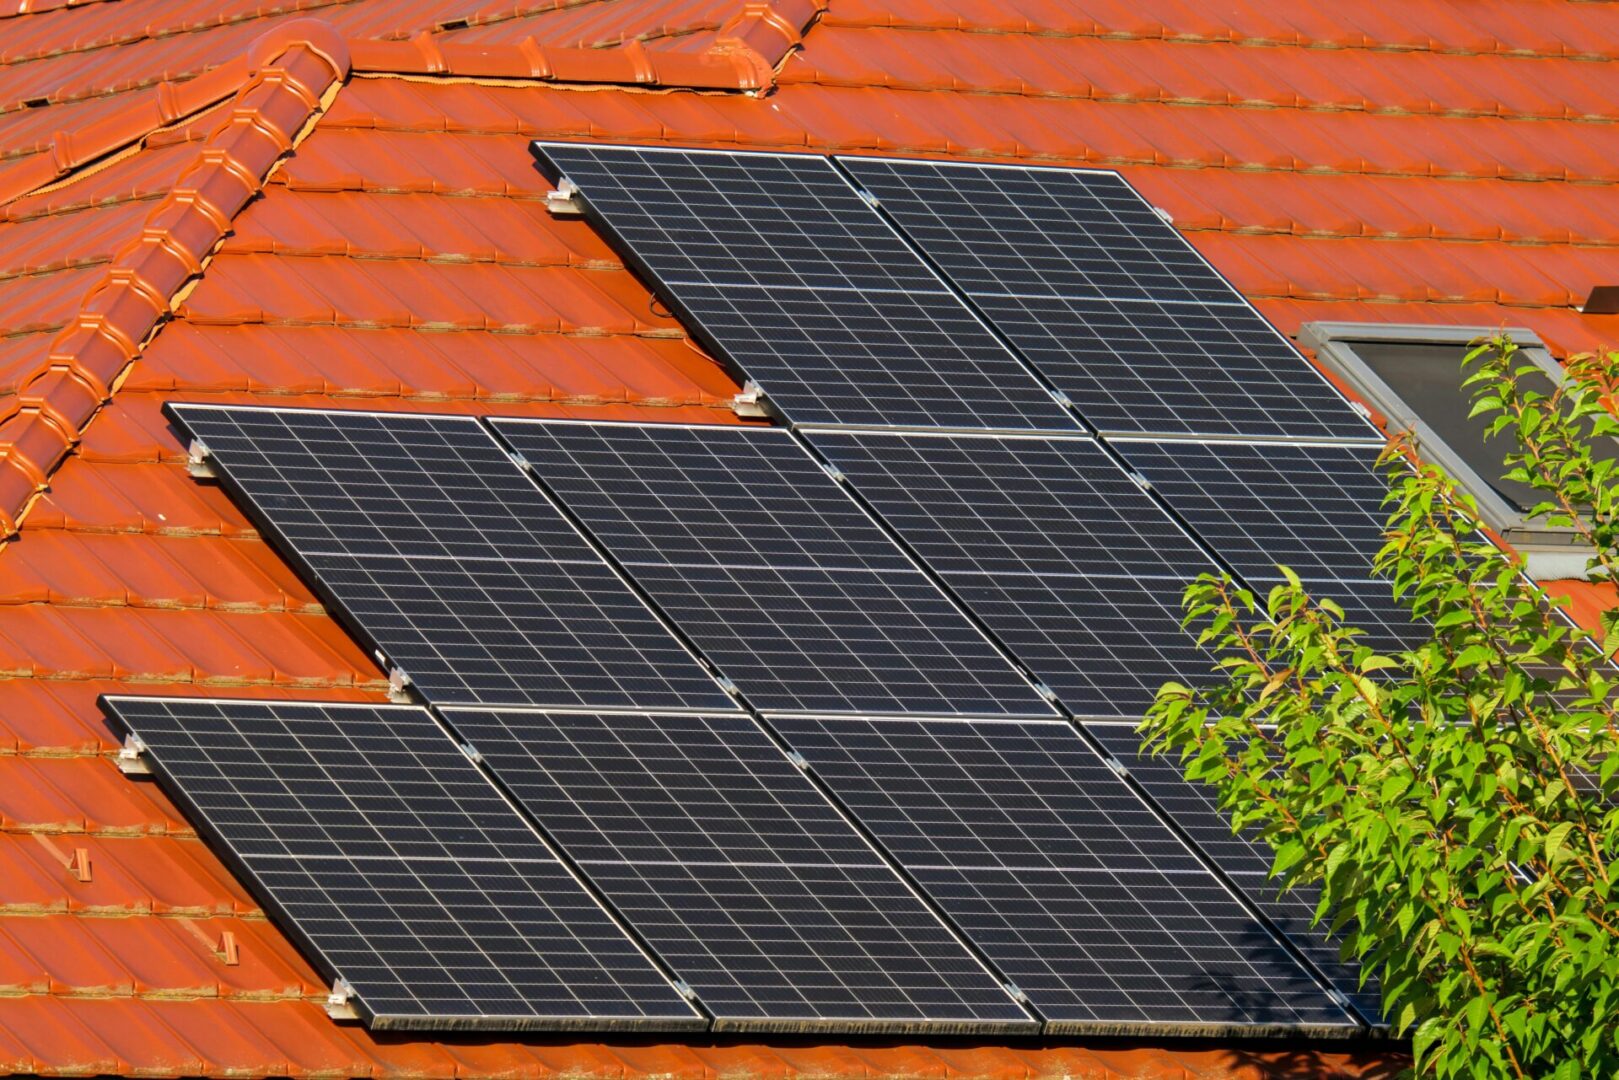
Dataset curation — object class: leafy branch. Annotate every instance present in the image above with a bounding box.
[1143,335,1619,1078]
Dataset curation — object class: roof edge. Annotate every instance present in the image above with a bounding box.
[0,27,348,537]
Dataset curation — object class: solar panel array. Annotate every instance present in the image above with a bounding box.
[122,144,1428,1036]
[102,696,701,1031]
[167,405,733,713]
[837,157,1379,442]
[533,143,1079,434]
[805,430,1219,718]
[772,715,1351,1032]
[446,709,1030,1032]
[495,419,1054,719]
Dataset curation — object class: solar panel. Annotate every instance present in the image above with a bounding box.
[533,142,1079,433]
[805,431,1218,718]
[495,419,1054,718]
[101,696,700,1032]
[836,157,1378,442]
[1087,724,1381,1022]
[1118,441,1394,579]
[166,405,733,713]
[770,714,1355,1033]
[445,708,1034,1033]
[1118,439,1429,651]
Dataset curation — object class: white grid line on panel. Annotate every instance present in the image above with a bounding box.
[836,157,1379,442]
[804,431,1220,718]
[1084,723,1381,1019]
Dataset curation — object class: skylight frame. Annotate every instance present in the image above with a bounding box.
[1300,322,1594,574]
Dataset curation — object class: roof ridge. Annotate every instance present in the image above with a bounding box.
[0,1,825,201]
[0,21,351,539]
[346,0,825,90]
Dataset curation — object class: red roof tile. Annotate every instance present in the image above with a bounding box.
[13,0,1619,1074]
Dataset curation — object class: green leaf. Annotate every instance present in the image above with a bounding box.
[1600,608,1619,658]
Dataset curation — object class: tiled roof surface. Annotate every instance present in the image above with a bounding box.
[8,0,1619,1074]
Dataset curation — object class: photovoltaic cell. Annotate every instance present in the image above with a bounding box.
[836,157,1377,441]
[771,715,1353,1033]
[495,419,1054,718]
[533,142,1078,433]
[1118,439,1429,651]
[806,431,1218,718]
[101,696,699,1031]
[447,709,1032,1033]
[1087,724,1381,1022]
[167,405,732,712]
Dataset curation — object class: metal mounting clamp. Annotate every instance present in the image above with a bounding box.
[732,380,771,419]
[386,667,413,703]
[325,978,359,1021]
[545,177,584,217]
[117,733,152,776]
[185,439,215,479]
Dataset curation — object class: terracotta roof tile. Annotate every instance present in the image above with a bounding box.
[273,127,552,196]
[0,531,320,612]
[223,190,615,265]
[0,200,151,279]
[435,0,740,48]
[176,252,681,335]
[29,459,259,539]
[132,324,738,403]
[0,137,202,223]
[786,28,1619,118]
[822,0,1619,58]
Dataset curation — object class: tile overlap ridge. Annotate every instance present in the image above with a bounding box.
[0,22,349,539]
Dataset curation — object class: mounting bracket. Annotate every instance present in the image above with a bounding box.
[386,667,413,703]
[117,733,152,776]
[731,380,772,419]
[545,178,585,217]
[185,439,215,479]
[325,978,359,1021]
